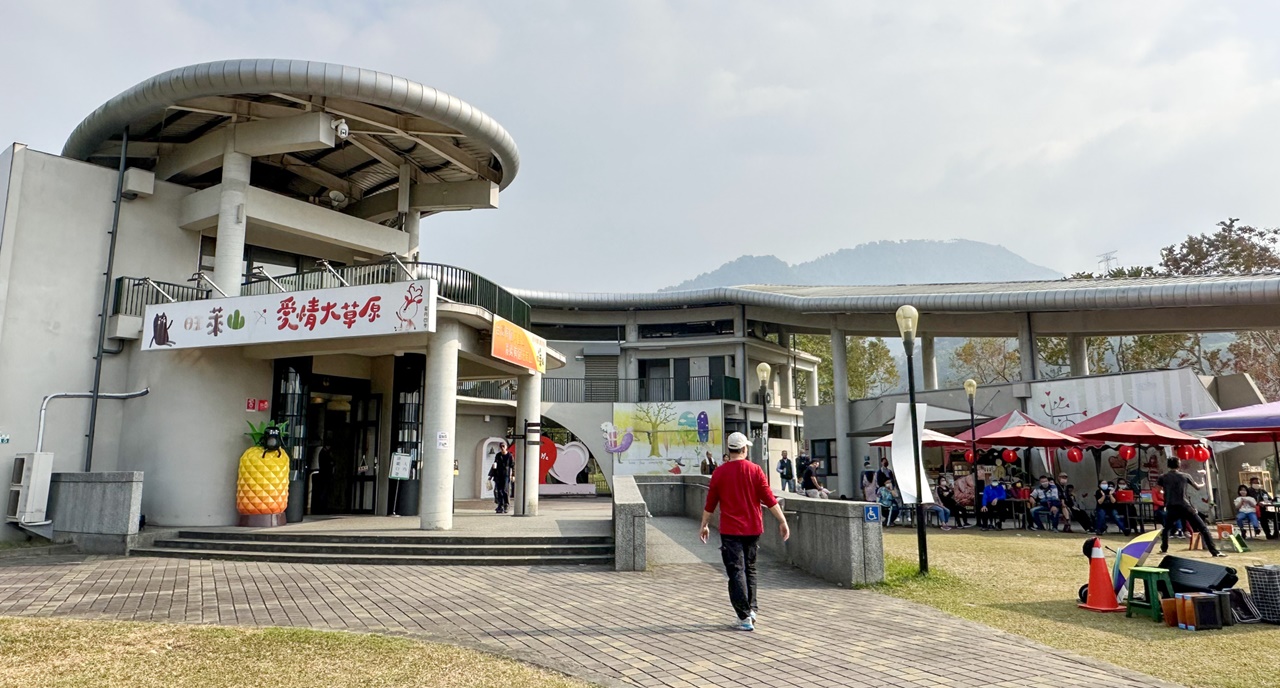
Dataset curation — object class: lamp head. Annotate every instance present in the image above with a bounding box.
[964,379,978,398]
[756,361,772,384]
[895,305,919,340]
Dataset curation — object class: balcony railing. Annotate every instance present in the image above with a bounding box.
[456,375,743,404]
[112,260,531,328]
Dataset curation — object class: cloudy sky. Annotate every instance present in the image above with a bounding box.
[3,1,1279,291]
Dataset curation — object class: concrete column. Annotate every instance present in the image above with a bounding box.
[420,322,459,529]
[779,363,793,409]
[212,128,250,297]
[513,371,543,516]
[806,367,820,407]
[921,335,938,391]
[1068,335,1089,377]
[398,164,421,258]
[831,329,854,497]
[1017,314,1039,382]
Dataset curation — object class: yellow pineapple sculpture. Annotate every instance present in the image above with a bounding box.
[237,422,290,523]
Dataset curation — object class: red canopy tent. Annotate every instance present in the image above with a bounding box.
[1075,418,1202,446]
[977,424,1080,447]
[1061,403,1174,445]
[953,410,1038,443]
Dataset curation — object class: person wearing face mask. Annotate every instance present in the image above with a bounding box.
[1062,484,1091,532]
[1029,476,1062,531]
[1094,480,1129,535]
[1247,477,1276,539]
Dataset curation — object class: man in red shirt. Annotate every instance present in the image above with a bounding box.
[699,432,790,631]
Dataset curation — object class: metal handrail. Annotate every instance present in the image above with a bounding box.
[112,259,532,327]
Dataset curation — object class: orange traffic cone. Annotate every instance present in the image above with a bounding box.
[1079,537,1125,613]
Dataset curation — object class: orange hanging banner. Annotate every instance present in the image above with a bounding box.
[491,315,547,374]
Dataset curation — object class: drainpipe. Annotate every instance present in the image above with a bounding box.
[85,127,129,472]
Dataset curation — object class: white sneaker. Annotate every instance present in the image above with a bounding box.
[736,616,754,631]
[749,610,757,624]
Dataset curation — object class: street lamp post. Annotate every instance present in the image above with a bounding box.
[964,379,981,530]
[896,305,928,575]
[757,361,772,479]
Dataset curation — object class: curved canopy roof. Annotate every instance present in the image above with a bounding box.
[513,274,1280,314]
[63,59,519,208]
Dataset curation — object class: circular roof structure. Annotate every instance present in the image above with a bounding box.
[63,59,519,205]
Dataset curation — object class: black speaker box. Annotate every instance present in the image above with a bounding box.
[1157,555,1238,593]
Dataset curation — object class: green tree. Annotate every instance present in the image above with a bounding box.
[793,334,899,403]
[1159,218,1280,399]
[947,338,1021,385]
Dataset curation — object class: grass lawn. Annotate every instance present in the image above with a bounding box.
[0,616,592,688]
[882,527,1280,688]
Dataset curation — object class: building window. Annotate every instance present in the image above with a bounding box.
[810,439,836,476]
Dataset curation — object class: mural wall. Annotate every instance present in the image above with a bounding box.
[606,401,723,476]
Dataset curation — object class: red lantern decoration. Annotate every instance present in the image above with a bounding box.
[1066,447,1084,464]
[1195,445,1211,462]
[1001,448,1018,464]
[964,449,975,464]
[1176,445,1193,461]
[1118,445,1137,461]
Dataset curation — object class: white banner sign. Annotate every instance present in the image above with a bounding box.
[142,279,437,351]
[389,452,413,481]
[890,402,935,505]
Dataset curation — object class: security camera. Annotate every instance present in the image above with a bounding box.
[331,118,349,140]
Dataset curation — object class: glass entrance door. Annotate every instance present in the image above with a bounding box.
[349,394,381,514]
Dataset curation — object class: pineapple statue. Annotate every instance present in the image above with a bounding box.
[237,421,291,527]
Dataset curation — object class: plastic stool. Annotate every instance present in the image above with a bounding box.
[1126,566,1176,621]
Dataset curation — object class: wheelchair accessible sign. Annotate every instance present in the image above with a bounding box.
[863,505,881,523]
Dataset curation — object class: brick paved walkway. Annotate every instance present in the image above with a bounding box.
[0,553,1174,687]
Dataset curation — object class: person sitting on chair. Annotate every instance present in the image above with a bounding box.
[937,475,966,528]
[1236,484,1263,538]
[979,480,1007,531]
[877,479,900,526]
[1094,481,1129,535]
[1248,477,1275,539]
[1029,475,1062,531]
[925,480,952,531]
[1062,484,1092,533]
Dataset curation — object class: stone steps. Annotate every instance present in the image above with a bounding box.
[129,531,615,567]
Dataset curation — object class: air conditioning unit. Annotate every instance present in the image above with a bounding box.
[6,452,53,525]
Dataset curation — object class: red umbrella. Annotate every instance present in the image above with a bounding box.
[869,428,965,448]
[976,423,1080,448]
[1075,418,1202,446]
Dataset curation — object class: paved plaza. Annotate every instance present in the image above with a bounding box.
[0,521,1176,688]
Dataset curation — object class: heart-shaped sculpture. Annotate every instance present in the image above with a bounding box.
[539,436,557,484]
[550,442,591,485]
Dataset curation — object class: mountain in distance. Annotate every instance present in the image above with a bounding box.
[661,239,1062,291]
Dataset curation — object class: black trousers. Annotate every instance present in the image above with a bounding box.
[1161,504,1219,556]
[494,483,510,511]
[719,534,759,620]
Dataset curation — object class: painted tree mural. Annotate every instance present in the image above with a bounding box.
[633,402,677,457]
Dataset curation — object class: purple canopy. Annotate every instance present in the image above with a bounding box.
[1179,401,1280,432]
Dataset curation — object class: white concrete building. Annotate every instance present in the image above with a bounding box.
[6,58,1280,545]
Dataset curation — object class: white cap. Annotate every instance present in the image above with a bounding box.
[726,431,752,450]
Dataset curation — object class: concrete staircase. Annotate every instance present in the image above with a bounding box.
[131,530,615,566]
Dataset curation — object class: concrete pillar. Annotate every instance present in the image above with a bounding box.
[420,322,459,529]
[513,371,543,516]
[779,363,793,409]
[831,329,854,497]
[806,367,820,407]
[212,128,250,297]
[398,164,421,258]
[921,335,938,391]
[1068,335,1089,377]
[1017,314,1039,382]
